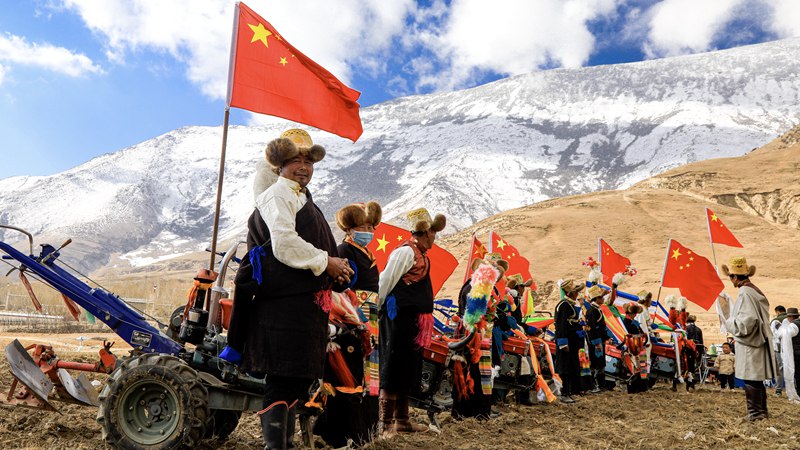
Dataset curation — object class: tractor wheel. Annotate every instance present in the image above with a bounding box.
[204,409,241,441]
[96,354,209,449]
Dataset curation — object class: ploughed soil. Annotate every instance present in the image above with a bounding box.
[1,333,798,450]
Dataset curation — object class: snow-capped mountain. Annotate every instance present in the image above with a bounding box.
[1,38,799,273]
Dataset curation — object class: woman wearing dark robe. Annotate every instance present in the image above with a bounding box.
[314,202,382,447]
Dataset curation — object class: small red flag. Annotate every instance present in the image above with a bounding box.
[489,231,536,290]
[367,222,458,296]
[599,238,632,286]
[706,208,743,248]
[462,235,488,283]
[661,240,724,311]
[227,3,363,141]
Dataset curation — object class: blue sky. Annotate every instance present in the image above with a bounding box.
[1,0,798,180]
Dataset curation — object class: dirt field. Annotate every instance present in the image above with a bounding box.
[1,333,799,450]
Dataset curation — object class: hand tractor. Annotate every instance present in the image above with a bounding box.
[0,224,297,449]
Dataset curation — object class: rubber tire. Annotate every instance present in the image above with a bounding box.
[204,409,241,441]
[96,354,209,450]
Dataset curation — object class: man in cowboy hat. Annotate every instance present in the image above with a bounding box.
[723,256,776,421]
[586,284,608,393]
[377,208,445,436]
[554,279,585,403]
[227,129,354,449]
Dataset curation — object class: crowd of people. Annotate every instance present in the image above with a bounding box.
[221,129,794,449]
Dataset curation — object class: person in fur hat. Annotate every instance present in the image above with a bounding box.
[506,274,535,331]
[621,302,649,393]
[722,256,776,421]
[313,201,383,447]
[635,290,655,384]
[226,129,354,449]
[377,208,445,436]
[586,284,609,392]
[554,279,585,403]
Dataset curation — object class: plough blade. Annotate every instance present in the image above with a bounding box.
[3,339,56,411]
[57,368,99,406]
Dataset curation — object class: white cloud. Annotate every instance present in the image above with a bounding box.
[0,33,103,81]
[642,0,744,58]
[765,0,800,37]
[414,0,620,91]
[58,0,417,100]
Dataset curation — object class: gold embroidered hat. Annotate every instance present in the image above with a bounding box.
[405,208,446,233]
[265,128,326,171]
[586,285,605,300]
[721,256,756,277]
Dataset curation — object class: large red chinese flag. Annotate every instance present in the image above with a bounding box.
[462,235,488,283]
[706,208,743,248]
[367,222,458,295]
[489,231,536,290]
[227,3,363,141]
[661,239,724,311]
[599,238,631,286]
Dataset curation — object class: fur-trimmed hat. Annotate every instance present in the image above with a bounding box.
[586,285,605,300]
[637,290,652,302]
[471,254,508,282]
[624,302,643,315]
[336,201,382,231]
[265,129,326,173]
[506,274,533,290]
[721,256,756,277]
[405,208,446,234]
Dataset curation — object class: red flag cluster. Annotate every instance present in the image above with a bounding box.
[367,222,458,296]
[490,231,536,290]
[228,2,363,141]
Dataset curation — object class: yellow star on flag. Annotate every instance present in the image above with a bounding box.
[249,23,272,47]
[376,234,389,252]
[279,57,288,66]
[671,248,682,260]
[711,214,718,222]
[396,235,403,241]
[496,239,507,250]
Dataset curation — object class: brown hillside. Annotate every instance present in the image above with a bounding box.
[437,124,800,342]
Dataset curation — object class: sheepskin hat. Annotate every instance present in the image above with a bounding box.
[265,129,326,173]
[336,201,382,231]
[405,208,446,234]
[506,274,533,290]
[721,256,756,277]
[624,302,643,315]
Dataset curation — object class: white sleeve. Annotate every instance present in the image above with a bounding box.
[378,246,416,305]
[258,191,328,276]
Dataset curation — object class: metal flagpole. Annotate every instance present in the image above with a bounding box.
[208,108,231,270]
[656,239,673,305]
[208,3,241,271]
[488,230,494,253]
[463,233,476,283]
[705,207,719,274]
[597,237,602,269]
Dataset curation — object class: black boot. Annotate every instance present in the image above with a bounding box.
[744,385,762,421]
[757,385,769,419]
[286,403,296,449]
[260,402,288,449]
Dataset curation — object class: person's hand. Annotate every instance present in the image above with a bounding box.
[326,256,354,284]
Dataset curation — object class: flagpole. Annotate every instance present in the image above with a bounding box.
[597,237,602,268]
[656,239,672,305]
[705,207,719,274]
[208,3,241,271]
[208,108,231,270]
[463,233,476,283]
[488,230,494,253]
